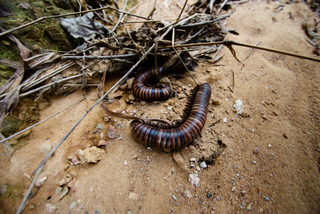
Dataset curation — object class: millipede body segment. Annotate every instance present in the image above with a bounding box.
[132,67,171,101]
[130,83,211,150]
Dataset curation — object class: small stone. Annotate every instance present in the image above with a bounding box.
[83,146,105,163]
[57,175,73,186]
[32,44,40,51]
[46,203,56,212]
[206,193,212,198]
[129,192,139,200]
[267,144,272,148]
[177,93,186,99]
[36,176,47,187]
[246,203,252,210]
[29,204,36,210]
[212,99,221,105]
[241,190,246,195]
[253,148,260,154]
[177,87,182,93]
[231,186,236,192]
[55,186,63,195]
[172,195,177,200]
[190,158,196,162]
[103,115,110,123]
[96,123,103,130]
[283,133,288,139]
[200,161,207,168]
[128,94,136,101]
[107,125,117,139]
[188,145,195,150]
[189,174,200,187]
[108,91,123,100]
[127,78,134,89]
[264,196,270,201]
[97,140,108,146]
[120,83,128,91]
[124,160,127,165]
[59,187,69,199]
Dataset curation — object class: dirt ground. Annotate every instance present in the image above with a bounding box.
[0,1,320,213]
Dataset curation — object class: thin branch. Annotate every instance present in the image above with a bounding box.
[111,0,128,33]
[159,40,320,62]
[16,165,44,214]
[61,53,137,60]
[177,0,188,21]
[0,6,150,38]
[180,12,232,28]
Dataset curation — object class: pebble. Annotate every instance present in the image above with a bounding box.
[120,83,128,91]
[29,204,36,210]
[57,175,73,186]
[223,118,227,123]
[172,195,177,200]
[200,161,207,169]
[267,144,272,148]
[39,142,52,156]
[127,78,134,89]
[283,133,288,138]
[59,187,69,199]
[246,203,252,210]
[128,94,136,101]
[32,44,40,51]
[207,193,212,198]
[55,186,63,195]
[96,123,103,130]
[264,196,270,201]
[231,186,236,192]
[23,172,32,181]
[107,125,117,139]
[124,160,127,165]
[253,147,260,154]
[177,87,182,93]
[189,174,200,187]
[36,176,47,187]
[97,140,108,146]
[83,146,105,163]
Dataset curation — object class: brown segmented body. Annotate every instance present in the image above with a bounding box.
[132,67,171,101]
[130,83,211,150]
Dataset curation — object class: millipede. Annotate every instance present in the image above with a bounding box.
[132,67,171,101]
[130,83,211,150]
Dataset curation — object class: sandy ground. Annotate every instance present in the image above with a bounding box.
[0,1,320,213]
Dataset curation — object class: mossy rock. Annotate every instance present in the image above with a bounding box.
[0,116,22,137]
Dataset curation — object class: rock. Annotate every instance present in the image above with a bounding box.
[200,161,207,169]
[172,195,177,200]
[129,192,139,200]
[267,144,272,148]
[128,94,136,101]
[120,83,128,91]
[246,203,252,210]
[108,91,123,100]
[98,140,108,146]
[231,186,236,192]
[207,193,212,198]
[0,115,22,137]
[127,78,134,89]
[29,204,36,210]
[36,176,47,187]
[189,174,200,187]
[59,187,69,199]
[107,125,117,139]
[32,44,40,51]
[283,133,288,138]
[253,147,260,154]
[46,203,56,212]
[96,123,103,130]
[24,172,32,181]
[55,186,63,195]
[75,149,86,164]
[83,146,105,163]
[264,196,270,201]
[177,87,182,93]
[212,99,221,105]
